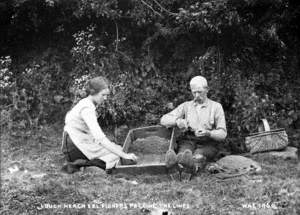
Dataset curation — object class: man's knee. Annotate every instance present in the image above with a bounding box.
[177,148,193,157]
[194,146,218,161]
[176,140,195,153]
[192,152,206,164]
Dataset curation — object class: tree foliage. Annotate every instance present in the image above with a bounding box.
[1,0,300,150]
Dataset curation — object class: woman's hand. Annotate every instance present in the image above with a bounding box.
[124,153,138,161]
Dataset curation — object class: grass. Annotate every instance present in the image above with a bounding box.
[0,124,299,215]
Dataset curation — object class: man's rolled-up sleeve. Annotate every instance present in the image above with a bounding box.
[160,103,185,128]
[210,103,227,141]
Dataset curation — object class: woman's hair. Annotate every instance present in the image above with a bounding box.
[85,76,109,95]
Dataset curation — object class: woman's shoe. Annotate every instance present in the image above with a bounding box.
[61,159,91,174]
[61,163,81,174]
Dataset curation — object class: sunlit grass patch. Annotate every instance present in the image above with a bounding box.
[1,126,299,215]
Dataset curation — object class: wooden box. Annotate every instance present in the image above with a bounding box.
[112,125,176,175]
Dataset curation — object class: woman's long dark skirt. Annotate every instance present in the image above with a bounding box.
[62,132,106,170]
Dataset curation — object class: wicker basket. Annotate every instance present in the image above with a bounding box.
[245,119,288,154]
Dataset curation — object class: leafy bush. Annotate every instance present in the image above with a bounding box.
[0,50,72,134]
[1,0,299,151]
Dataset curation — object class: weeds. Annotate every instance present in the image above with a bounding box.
[1,125,299,215]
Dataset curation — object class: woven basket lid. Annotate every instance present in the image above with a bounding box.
[216,155,262,172]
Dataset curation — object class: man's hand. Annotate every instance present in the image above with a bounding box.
[195,129,211,137]
[176,118,188,130]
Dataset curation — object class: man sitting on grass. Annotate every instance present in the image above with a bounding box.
[160,75,227,180]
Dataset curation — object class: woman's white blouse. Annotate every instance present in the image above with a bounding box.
[64,98,120,169]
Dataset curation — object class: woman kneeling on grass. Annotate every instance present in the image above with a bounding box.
[61,76,137,173]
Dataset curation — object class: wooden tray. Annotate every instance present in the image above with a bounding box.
[112,125,175,175]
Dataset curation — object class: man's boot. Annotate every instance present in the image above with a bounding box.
[178,150,195,182]
[165,150,180,181]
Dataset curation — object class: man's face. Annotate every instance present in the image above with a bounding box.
[94,88,110,104]
[191,86,208,103]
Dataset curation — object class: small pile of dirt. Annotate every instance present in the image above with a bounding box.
[129,136,169,165]
[129,136,170,155]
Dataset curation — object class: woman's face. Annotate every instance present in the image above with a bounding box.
[93,88,110,105]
